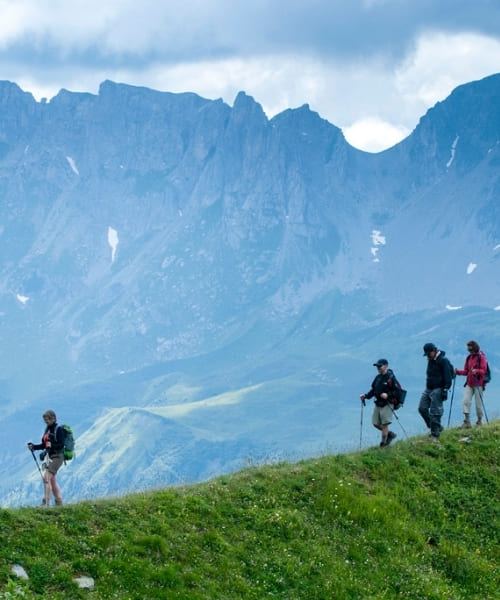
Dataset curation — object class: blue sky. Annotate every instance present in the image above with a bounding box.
[1,0,500,151]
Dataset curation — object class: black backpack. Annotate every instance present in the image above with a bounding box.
[389,376,407,410]
[443,357,456,385]
[477,352,491,386]
[485,363,492,385]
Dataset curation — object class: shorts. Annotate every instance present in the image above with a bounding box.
[45,453,64,474]
[372,404,393,427]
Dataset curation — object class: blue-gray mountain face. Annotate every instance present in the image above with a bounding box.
[1,75,499,506]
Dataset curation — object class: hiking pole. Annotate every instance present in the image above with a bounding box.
[30,448,44,482]
[447,377,456,428]
[476,387,489,423]
[389,406,409,439]
[359,399,365,449]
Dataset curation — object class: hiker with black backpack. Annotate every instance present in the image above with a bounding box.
[419,343,453,442]
[360,358,401,447]
[455,340,489,428]
[27,410,65,507]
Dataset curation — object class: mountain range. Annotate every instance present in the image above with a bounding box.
[0,73,499,506]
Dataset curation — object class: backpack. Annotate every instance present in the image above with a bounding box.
[56,424,75,461]
[389,377,407,410]
[444,357,456,384]
[484,363,492,385]
[477,353,491,386]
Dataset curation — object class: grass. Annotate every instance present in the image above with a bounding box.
[0,422,499,599]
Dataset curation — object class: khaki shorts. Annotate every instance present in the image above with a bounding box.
[372,404,393,427]
[45,453,64,474]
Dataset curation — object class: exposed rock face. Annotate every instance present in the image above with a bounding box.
[0,75,499,507]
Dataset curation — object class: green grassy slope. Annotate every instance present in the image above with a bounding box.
[1,423,499,599]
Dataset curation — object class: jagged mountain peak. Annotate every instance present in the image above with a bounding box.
[397,72,500,171]
[0,74,499,507]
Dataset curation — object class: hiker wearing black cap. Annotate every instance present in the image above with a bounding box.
[360,359,399,447]
[419,343,453,441]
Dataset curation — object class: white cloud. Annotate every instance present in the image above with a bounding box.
[344,117,410,152]
[395,32,500,111]
[1,5,500,152]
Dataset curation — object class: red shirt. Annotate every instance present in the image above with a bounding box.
[456,351,488,387]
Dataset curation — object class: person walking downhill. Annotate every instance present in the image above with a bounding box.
[455,340,488,428]
[27,410,64,507]
[360,359,400,447]
[419,343,453,441]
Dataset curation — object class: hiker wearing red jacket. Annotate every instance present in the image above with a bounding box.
[455,340,488,428]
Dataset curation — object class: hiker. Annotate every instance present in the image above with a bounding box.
[418,343,452,441]
[359,358,399,447]
[455,340,487,428]
[27,410,64,507]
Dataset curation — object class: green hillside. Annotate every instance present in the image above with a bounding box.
[1,423,499,599]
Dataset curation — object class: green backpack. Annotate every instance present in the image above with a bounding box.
[56,424,75,461]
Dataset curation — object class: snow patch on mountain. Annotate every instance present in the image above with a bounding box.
[446,135,459,168]
[66,156,79,175]
[446,304,462,310]
[371,230,386,262]
[108,227,119,263]
[467,263,477,274]
[16,294,29,304]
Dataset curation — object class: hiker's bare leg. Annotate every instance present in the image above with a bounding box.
[49,473,62,503]
[43,472,52,505]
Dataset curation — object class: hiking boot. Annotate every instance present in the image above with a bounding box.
[386,431,397,445]
[38,499,48,508]
[379,435,388,447]
[428,434,440,442]
[461,414,471,429]
[475,419,482,427]
[55,499,63,506]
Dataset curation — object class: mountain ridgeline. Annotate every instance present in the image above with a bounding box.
[0,74,499,506]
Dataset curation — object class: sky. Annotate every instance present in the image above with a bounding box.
[1,0,500,152]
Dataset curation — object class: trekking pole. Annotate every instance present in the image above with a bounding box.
[389,406,409,439]
[447,377,456,428]
[476,387,489,423]
[359,399,365,449]
[30,448,44,482]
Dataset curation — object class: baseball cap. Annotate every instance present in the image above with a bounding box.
[373,359,388,367]
[423,342,437,356]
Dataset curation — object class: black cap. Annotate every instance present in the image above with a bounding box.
[373,358,388,367]
[423,342,437,356]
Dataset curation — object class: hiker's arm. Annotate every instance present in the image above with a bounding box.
[28,442,44,451]
[456,356,469,376]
